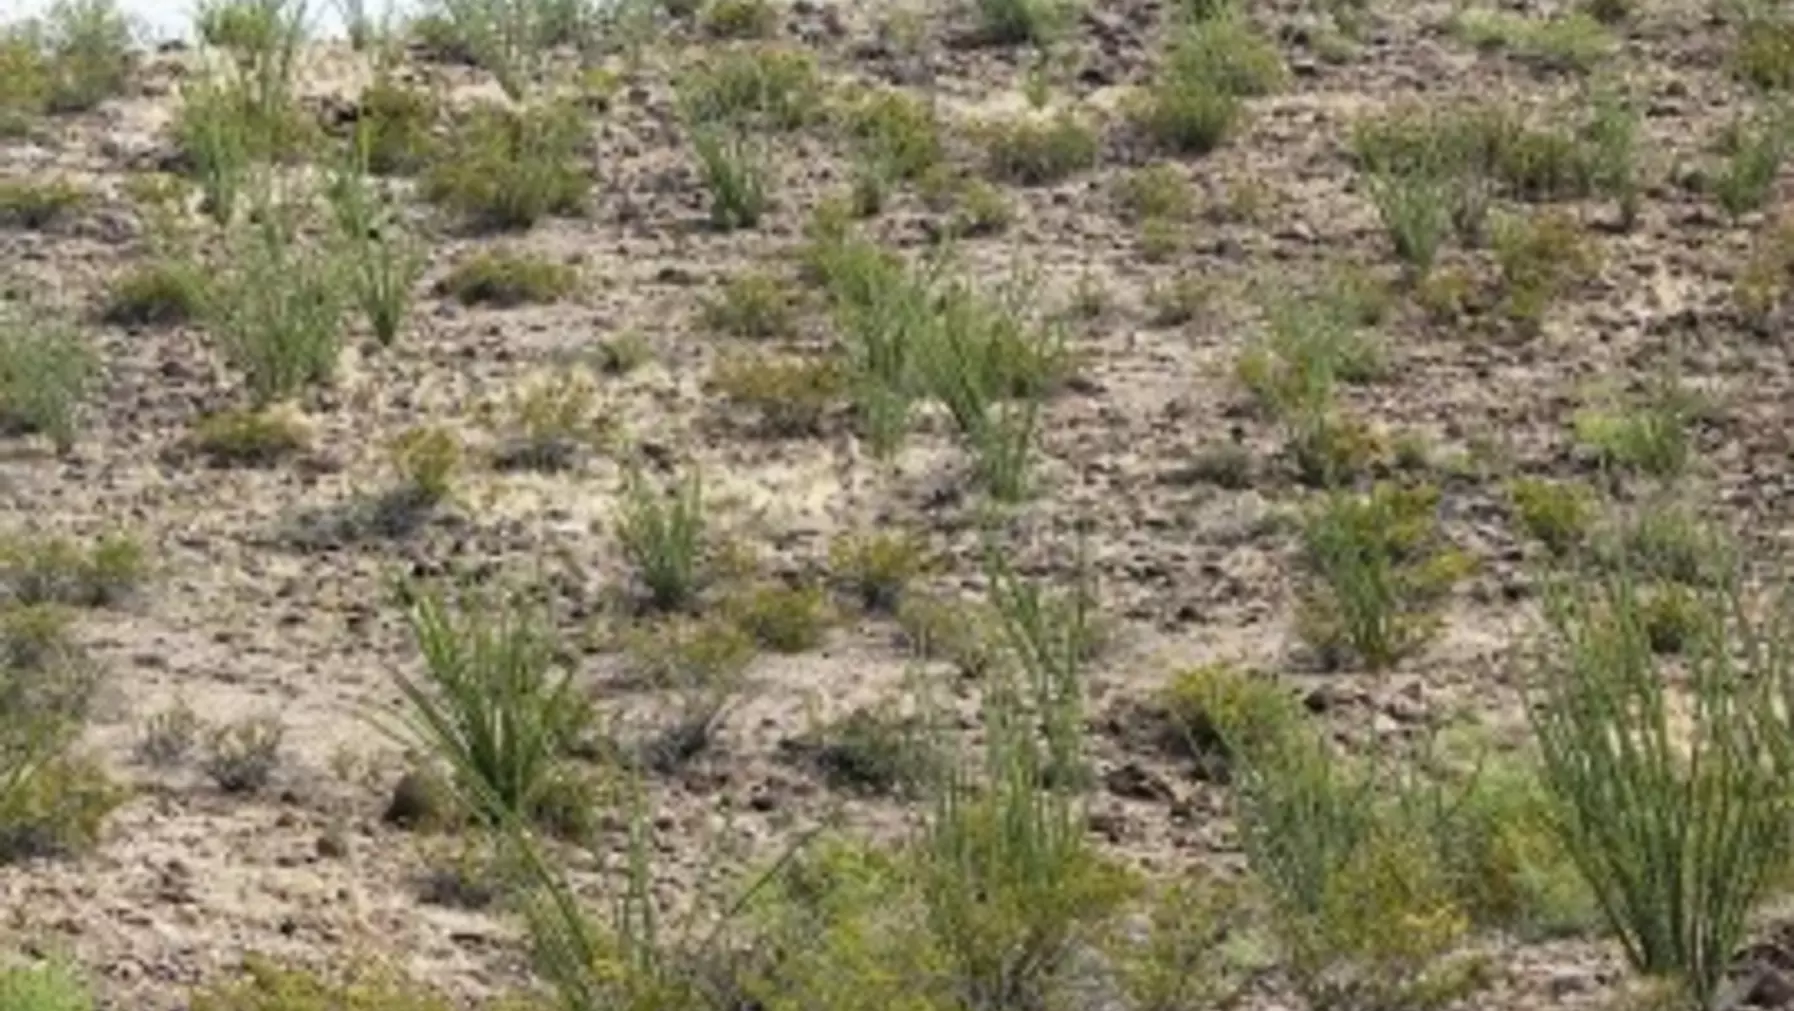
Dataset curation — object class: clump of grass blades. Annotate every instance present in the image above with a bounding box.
[973,0,1075,45]
[1713,104,1791,219]
[676,44,819,131]
[692,126,771,230]
[394,585,592,830]
[0,178,88,229]
[326,137,425,345]
[17,0,137,116]
[982,112,1099,186]
[438,250,576,307]
[1132,16,1286,155]
[421,100,589,230]
[1297,483,1472,670]
[101,260,207,327]
[1529,566,1794,1008]
[0,310,97,454]
[616,468,707,612]
[414,0,600,98]
[204,195,346,405]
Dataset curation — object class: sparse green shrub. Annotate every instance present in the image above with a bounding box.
[204,714,284,793]
[897,592,1005,676]
[1508,477,1595,555]
[973,0,1075,45]
[620,613,753,766]
[702,270,798,339]
[1109,873,1264,1011]
[0,533,144,608]
[136,698,203,767]
[101,260,207,327]
[206,199,346,405]
[1735,213,1794,326]
[1351,101,1600,205]
[1114,162,1194,221]
[491,369,611,471]
[830,530,928,612]
[395,586,591,828]
[1450,9,1616,73]
[0,177,87,229]
[1146,275,1215,323]
[1571,375,1700,480]
[727,581,830,652]
[1736,3,1794,90]
[616,468,707,612]
[804,704,936,796]
[191,954,459,1011]
[677,44,819,130]
[1364,169,1451,274]
[1595,500,1729,588]
[1713,106,1790,218]
[0,752,122,863]
[843,87,943,181]
[1297,483,1472,670]
[702,0,778,37]
[1529,567,1794,1009]
[421,100,589,230]
[185,407,309,466]
[1491,210,1602,334]
[711,353,845,437]
[948,178,1015,238]
[408,0,599,97]
[1587,86,1642,227]
[1133,16,1284,156]
[327,143,425,346]
[34,0,137,114]
[592,330,653,374]
[982,112,1099,185]
[1237,284,1384,418]
[0,33,50,134]
[388,425,461,508]
[352,76,439,176]
[692,127,771,229]
[0,960,93,1011]
[0,311,97,453]
[1160,662,1301,765]
[438,250,576,306]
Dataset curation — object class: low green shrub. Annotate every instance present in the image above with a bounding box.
[420,100,589,230]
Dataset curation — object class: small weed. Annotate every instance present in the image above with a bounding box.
[1508,477,1595,555]
[1365,169,1451,275]
[677,44,819,131]
[896,592,1005,676]
[702,271,799,339]
[1139,217,1181,262]
[702,0,778,38]
[1235,283,1382,420]
[438,250,576,307]
[616,468,707,612]
[805,704,936,796]
[948,179,1016,238]
[0,311,97,453]
[326,145,425,346]
[982,112,1099,186]
[1737,4,1794,90]
[0,177,87,229]
[1571,376,1700,480]
[1491,210,1602,335]
[101,260,207,327]
[1291,410,1387,489]
[1147,276,1216,325]
[727,581,830,652]
[0,960,94,1011]
[0,532,145,608]
[206,201,346,405]
[591,331,653,375]
[1736,214,1794,327]
[1595,500,1729,588]
[136,698,203,768]
[1297,483,1472,670]
[711,353,846,437]
[388,425,461,508]
[1133,16,1285,155]
[352,75,439,176]
[1713,106,1790,218]
[973,0,1075,45]
[1179,440,1255,489]
[0,753,123,863]
[692,127,771,230]
[185,407,309,467]
[33,0,137,114]
[1115,162,1194,221]
[420,100,589,230]
[843,87,943,181]
[830,530,928,612]
[1160,662,1302,768]
[204,714,284,793]
[191,954,459,1011]
[1583,0,1631,22]
[1450,9,1616,73]
[491,370,611,472]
